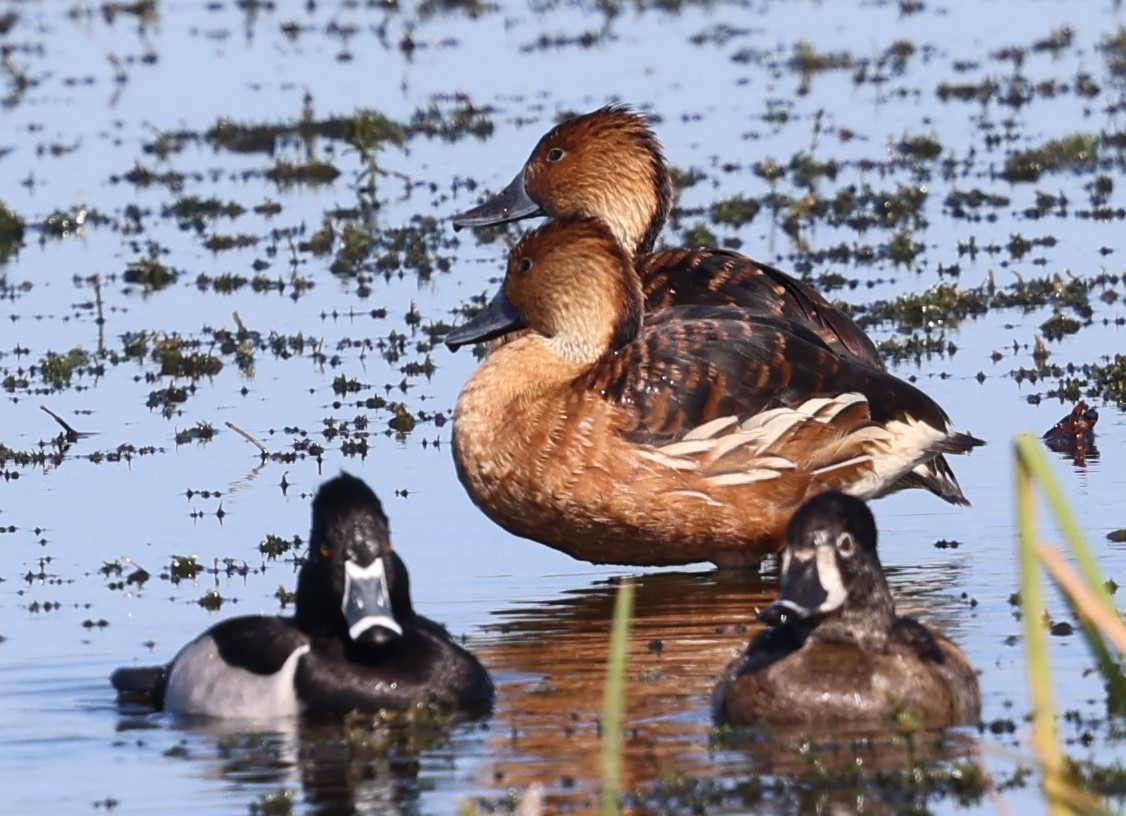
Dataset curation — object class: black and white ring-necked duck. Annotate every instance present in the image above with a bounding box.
[111,474,494,718]
[712,491,980,727]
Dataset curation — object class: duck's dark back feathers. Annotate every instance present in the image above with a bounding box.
[209,616,309,676]
[639,248,883,368]
[891,617,945,663]
[716,628,979,726]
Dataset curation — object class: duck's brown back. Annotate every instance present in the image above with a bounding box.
[715,620,980,727]
[580,309,961,446]
[637,248,883,370]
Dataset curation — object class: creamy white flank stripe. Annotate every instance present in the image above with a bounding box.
[843,416,948,498]
[682,416,738,441]
[813,454,874,477]
[637,449,700,470]
[657,439,717,458]
[666,489,724,505]
[643,393,959,498]
[645,394,881,482]
[707,469,781,486]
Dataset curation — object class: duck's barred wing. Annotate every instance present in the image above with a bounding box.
[582,310,973,447]
[638,249,883,369]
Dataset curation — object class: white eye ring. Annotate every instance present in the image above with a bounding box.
[836,532,855,556]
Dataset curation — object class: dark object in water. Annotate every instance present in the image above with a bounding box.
[1043,401,1098,465]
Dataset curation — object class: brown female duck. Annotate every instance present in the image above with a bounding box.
[445,217,982,568]
[712,491,980,726]
[452,104,968,504]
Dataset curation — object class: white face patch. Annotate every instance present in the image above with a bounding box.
[814,543,848,614]
[342,558,402,641]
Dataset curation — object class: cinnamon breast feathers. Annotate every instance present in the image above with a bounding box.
[445,217,983,568]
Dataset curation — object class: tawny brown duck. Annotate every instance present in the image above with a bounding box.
[452,104,878,365]
[713,491,980,726]
[445,217,982,568]
[452,104,967,504]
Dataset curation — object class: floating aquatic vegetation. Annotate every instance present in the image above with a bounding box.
[1003,134,1100,183]
[0,200,24,262]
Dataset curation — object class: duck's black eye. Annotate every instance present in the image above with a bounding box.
[836,532,855,556]
[546,147,564,163]
[518,256,533,274]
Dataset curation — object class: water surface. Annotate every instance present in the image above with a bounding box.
[2,0,1126,813]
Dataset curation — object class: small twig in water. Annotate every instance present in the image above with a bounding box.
[225,421,269,457]
[40,404,82,443]
[93,274,106,355]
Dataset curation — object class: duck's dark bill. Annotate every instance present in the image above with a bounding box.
[451,172,542,229]
[342,558,402,644]
[758,556,827,626]
[445,291,526,349]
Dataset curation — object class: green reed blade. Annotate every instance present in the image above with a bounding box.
[601,578,635,816]
[1015,434,1126,710]
[1015,436,1066,816]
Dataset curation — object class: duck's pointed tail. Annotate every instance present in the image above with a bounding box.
[894,428,985,506]
[111,665,167,708]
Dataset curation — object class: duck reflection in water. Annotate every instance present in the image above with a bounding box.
[111,712,486,816]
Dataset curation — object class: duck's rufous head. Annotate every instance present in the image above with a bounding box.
[445,217,643,365]
[453,105,672,256]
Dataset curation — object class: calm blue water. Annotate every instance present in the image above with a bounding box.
[2,0,1125,812]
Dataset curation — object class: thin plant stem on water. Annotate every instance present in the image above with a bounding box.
[601,578,635,816]
[1013,434,1123,816]
[1015,435,1126,707]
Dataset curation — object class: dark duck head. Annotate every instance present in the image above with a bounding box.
[296,473,412,648]
[760,491,895,652]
